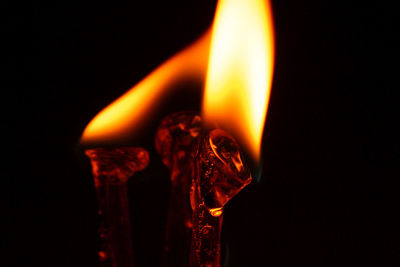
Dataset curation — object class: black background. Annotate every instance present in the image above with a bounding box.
[3,0,398,266]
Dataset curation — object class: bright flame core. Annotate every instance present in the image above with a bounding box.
[203,0,275,161]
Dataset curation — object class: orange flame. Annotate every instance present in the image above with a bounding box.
[81,31,211,145]
[203,0,275,162]
[82,0,275,163]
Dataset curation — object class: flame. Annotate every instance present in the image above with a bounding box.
[81,31,211,145]
[82,0,275,162]
[203,0,275,161]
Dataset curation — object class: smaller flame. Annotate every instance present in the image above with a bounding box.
[81,31,211,145]
[203,0,275,162]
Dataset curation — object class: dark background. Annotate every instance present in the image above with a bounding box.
[3,0,398,266]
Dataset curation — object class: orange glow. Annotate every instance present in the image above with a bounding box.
[203,0,275,161]
[82,0,275,161]
[81,31,211,145]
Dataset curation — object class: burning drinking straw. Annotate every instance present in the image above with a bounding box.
[189,129,252,267]
[81,0,275,266]
[155,112,202,267]
[85,147,149,267]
